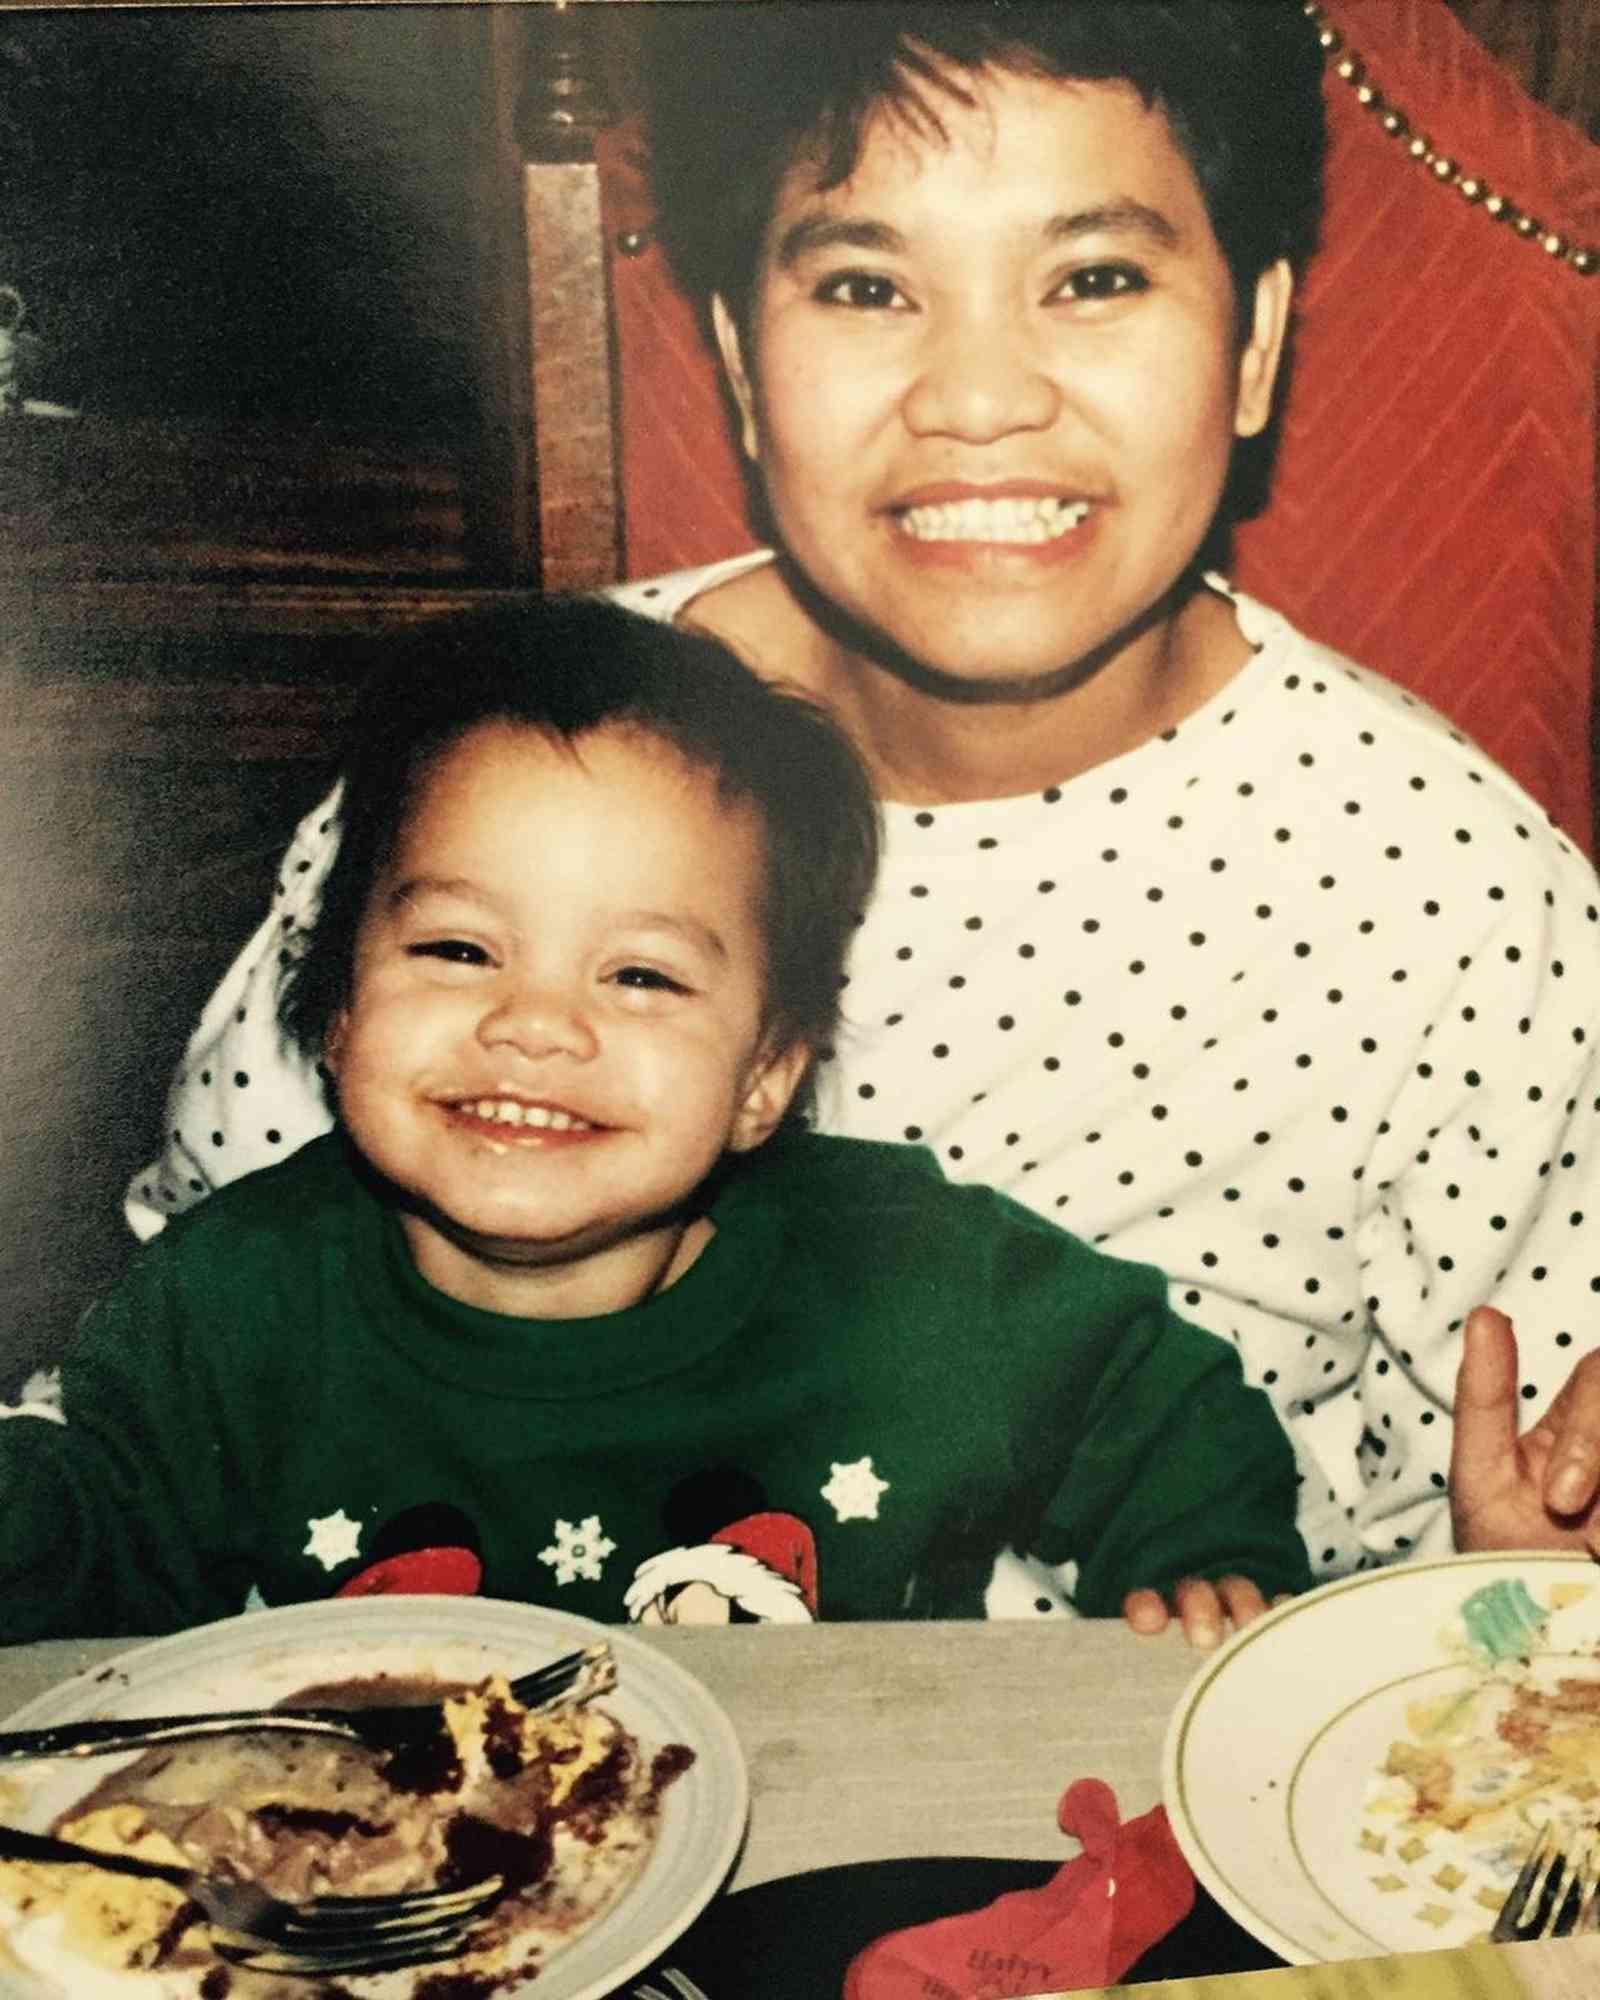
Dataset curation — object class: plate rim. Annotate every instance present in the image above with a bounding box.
[0,1594,749,2000]
[1161,1550,1600,1965]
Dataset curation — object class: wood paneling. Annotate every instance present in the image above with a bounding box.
[1445,0,1600,138]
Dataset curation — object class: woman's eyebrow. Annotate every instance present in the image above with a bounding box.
[773,197,1182,270]
[1045,199,1182,250]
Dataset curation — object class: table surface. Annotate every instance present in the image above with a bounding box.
[0,1619,1194,1891]
[3,1620,1599,1999]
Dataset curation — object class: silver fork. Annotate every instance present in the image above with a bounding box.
[0,1824,506,1977]
[632,1970,712,2000]
[1491,1822,1600,1942]
[0,1639,613,1762]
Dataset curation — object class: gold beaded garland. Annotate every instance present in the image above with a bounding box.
[1302,0,1597,277]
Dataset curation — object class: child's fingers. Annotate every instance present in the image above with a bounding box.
[1121,1586,1173,1636]
[1211,1573,1270,1629]
[1172,1577,1227,1649]
[1123,1576,1276,1645]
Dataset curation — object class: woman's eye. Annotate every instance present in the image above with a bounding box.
[814,270,908,311]
[613,965,690,995]
[1055,263,1148,304]
[408,939,490,967]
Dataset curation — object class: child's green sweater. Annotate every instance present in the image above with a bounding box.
[3,1131,1309,1637]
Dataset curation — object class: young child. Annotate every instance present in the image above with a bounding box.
[6,599,1309,1642]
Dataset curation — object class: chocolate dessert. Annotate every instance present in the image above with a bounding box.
[0,1659,693,1999]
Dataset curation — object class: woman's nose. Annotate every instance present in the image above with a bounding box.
[475,978,598,1062]
[901,315,1061,442]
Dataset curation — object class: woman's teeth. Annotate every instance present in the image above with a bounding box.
[899,495,1091,543]
[463,1099,594,1132]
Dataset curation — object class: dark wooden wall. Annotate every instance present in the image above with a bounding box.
[1445,0,1600,139]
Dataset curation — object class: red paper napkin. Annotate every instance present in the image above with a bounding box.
[842,1779,1195,1998]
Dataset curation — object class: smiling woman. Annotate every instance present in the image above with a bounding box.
[706,67,1293,777]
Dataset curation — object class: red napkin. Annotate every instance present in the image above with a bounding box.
[842,1779,1195,1999]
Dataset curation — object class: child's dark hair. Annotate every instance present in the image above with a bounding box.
[280,596,881,1109]
[646,0,1326,334]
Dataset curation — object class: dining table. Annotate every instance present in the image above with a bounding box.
[3,1617,1599,1999]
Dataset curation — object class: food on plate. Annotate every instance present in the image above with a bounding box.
[0,1655,694,1998]
[1360,1586,1600,1939]
[1381,1675,1600,1837]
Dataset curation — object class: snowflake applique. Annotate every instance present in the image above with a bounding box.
[821,1457,889,1523]
[538,1515,617,1586]
[303,1508,363,1571]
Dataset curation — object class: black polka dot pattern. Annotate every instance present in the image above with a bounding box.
[812,589,1600,1579]
[124,782,343,1239]
[128,560,1600,1589]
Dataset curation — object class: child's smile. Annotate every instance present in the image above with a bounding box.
[442,1095,601,1141]
[324,721,806,1317]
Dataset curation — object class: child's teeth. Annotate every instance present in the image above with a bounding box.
[467,1099,591,1132]
[900,496,1090,543]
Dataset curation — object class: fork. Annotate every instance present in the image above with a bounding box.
[1491,1822,1600,1942]
[632,1970,712,2000]
[0,1639,613,1762]
[0,1823,507,1977]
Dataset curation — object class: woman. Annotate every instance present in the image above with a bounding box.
[128,0,1600,1624]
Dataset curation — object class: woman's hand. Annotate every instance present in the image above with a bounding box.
[1122,1575,1285,1648]
[1451,1305,1600,1553]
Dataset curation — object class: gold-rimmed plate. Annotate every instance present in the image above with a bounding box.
[1163,1552,1600,1963]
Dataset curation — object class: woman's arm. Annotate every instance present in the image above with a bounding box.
[123,784,344,1240]
[1338,868,1600,1565]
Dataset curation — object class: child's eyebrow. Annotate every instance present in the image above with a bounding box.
[387,875,487,912]
[773,197,1182,268]
[773,215,908,268]
[386,880,732,963]
[614,911,732,964]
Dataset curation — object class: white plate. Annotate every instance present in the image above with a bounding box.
[0,1595,748,1999]
[1162,1551,1600,1964]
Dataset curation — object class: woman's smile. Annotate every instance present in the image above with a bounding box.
[893,491,1093,548]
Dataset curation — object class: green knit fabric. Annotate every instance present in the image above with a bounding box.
[4,1131,1309,1638]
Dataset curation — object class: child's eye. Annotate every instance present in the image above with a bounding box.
[814,270,910,312]
[408,939,491,967]
[1052,262,1149,305]
[612,965,691,995]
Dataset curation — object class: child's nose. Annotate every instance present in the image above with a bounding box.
[475,978,598,1062]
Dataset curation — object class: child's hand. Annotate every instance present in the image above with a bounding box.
[1121,1576,1287,1649]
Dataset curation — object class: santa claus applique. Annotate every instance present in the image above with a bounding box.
[625,1510,818,1624]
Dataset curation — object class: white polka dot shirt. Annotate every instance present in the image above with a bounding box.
[128,555,1600,1579]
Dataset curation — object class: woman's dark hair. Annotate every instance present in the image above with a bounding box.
[646,0,1327,329]
[279,596,882,1107]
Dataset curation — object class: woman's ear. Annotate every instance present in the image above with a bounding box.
[711,293,761,463]
[323,1009,348,1076]
[727,1039,811,1154]
[1233,258,1294,440]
